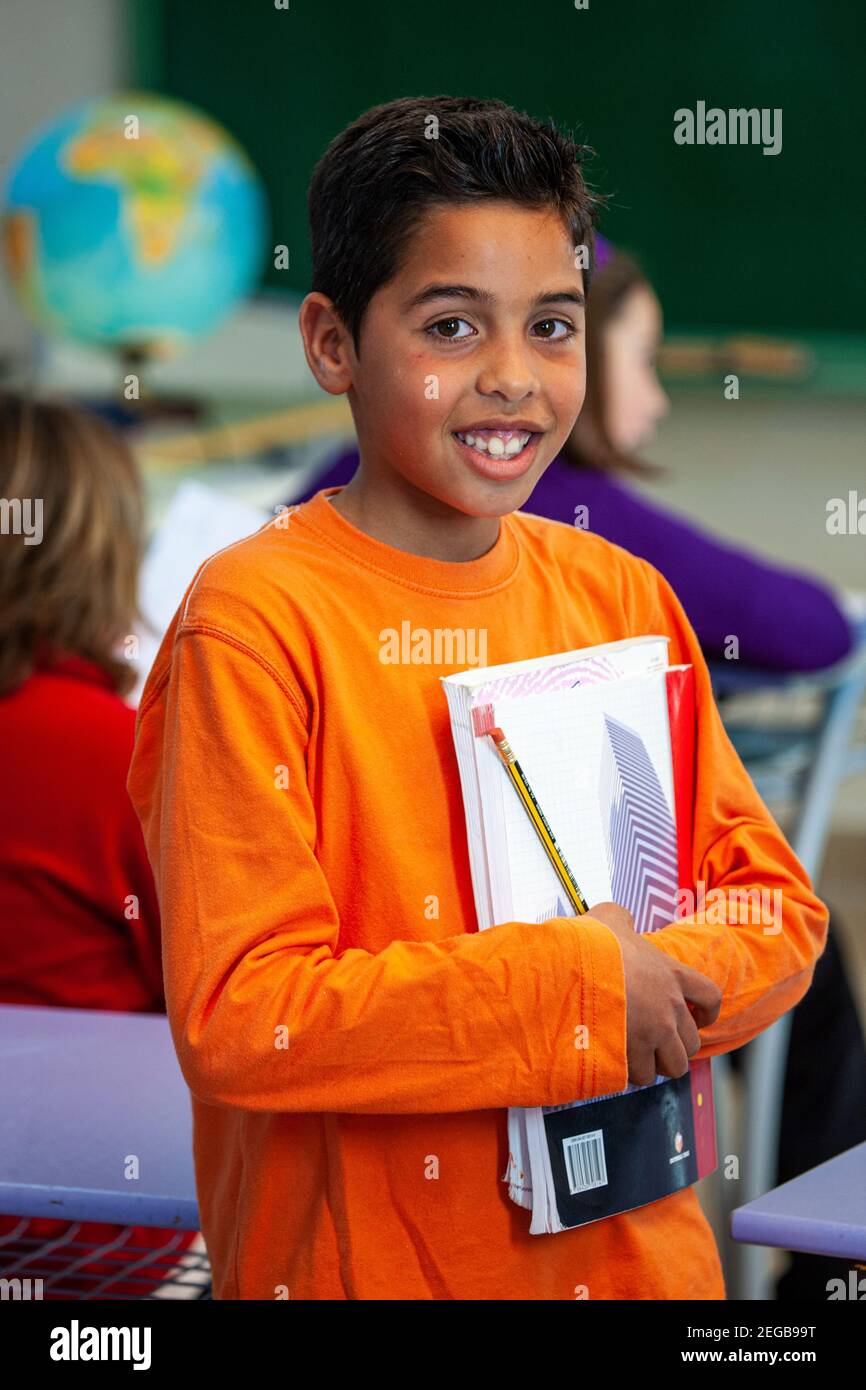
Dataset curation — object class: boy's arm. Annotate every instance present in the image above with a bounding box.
[128,623,629,1116]
[120,819,165,1011]
[638,562,830,1056]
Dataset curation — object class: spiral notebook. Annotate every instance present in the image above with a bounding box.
[441,636,717,1234]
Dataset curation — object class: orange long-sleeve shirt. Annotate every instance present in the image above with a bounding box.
[128,484,829,1300]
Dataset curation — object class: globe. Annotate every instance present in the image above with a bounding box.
[1,91,269,360]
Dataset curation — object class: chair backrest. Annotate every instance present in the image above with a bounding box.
[708,619,866,882]
[707,618,866,1300]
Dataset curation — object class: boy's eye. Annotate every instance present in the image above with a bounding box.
[426,317,475,340]
[532,318,576,341]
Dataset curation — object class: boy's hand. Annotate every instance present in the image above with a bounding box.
[586,901,722,1088]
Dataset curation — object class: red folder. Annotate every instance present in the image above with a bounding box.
[667,664,718,1183]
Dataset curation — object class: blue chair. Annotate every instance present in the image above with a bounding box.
[706,616,866,1300]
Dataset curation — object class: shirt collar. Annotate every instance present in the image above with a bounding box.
[294,486,521,597]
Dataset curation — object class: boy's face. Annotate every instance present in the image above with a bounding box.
[311,201,586,522]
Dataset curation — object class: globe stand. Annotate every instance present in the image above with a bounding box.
[80,346,205,435]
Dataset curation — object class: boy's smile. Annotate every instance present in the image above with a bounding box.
[300,202,587,562]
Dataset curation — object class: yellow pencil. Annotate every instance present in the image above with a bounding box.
[489,726,590,916]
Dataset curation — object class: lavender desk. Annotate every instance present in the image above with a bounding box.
[0,1004,199,1229]
[731,1142,866,1260]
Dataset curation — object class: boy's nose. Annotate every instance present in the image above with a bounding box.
[475,343,541,400]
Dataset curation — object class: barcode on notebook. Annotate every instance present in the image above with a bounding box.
[563,1130,608,1195]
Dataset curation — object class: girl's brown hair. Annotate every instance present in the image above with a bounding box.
[565,251,667,479]
[0,392,145,698]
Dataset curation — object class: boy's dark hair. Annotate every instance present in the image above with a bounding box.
[308,95,602,353]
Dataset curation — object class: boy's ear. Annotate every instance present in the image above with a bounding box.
[298,292,355,394]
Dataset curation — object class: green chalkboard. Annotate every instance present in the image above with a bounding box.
[130,0,866,334]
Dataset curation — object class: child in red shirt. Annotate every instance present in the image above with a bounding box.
[0,392,202,1298]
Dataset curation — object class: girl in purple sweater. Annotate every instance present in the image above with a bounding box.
[292,242,856,673]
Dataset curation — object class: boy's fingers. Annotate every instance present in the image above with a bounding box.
[652,1034,691,1083]
[677,1005,702,1057]
[677,964,723,1028]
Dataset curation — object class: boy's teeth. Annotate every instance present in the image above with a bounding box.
[457,429,533,457]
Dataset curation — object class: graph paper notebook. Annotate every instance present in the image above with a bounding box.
[441,637,717,1233]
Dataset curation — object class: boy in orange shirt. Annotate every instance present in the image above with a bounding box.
[128,95,828,1300]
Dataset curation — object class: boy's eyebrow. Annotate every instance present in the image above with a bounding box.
[404,283,586,311]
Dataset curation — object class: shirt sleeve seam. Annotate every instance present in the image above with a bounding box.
[180,622,309,728]
[138,623,309,730]
[137,666,171,721]
[637,554,665,629]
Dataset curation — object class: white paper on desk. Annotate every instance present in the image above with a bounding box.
[127,480,269,705]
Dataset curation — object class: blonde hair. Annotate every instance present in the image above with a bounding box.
[0,392,145,697]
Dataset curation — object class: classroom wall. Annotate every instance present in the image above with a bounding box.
[0,0,128,362]
[131,0,866,335]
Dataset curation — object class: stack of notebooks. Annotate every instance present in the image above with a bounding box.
[441,635,717,1234]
